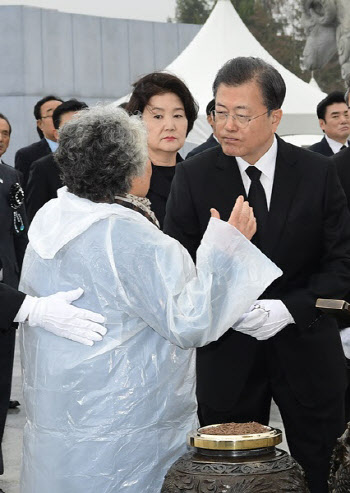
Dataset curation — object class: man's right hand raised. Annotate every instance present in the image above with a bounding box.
[210,195,256,240]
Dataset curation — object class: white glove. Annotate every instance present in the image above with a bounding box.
[27,288,106,346]
[232,307,269,333]
[233,299,294,340]
[340,327,350,359]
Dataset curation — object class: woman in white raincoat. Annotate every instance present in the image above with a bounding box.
[19,105,281,493]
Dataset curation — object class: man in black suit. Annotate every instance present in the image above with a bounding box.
[332,85,350,420]
[15,95,63,190]
[334,86,350,204]
[26,99,88,223]
[308,91,350,156]
[186,99,219,158]
[164,57,350,493]
[0,111,28,476]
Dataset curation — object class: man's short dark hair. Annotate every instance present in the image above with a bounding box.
[52,99,88,130]
[0,113,12,135]
[316,91,347,120]
[34,95,63,138]
[127,72,198,135]
[33,95,64,120]
[212,57,286,111]
[206,99,215,116]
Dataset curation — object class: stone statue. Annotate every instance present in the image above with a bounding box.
[301,0,350,80]
[328,422,350,492]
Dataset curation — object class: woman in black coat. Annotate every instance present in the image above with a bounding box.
[127,72,198,228]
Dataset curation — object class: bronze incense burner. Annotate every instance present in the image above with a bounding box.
[161,423,309,492]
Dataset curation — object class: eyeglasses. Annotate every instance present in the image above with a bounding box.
[211,110,269,129]
[40,115,53,120]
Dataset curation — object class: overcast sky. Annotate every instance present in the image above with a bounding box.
[0,0,177,22]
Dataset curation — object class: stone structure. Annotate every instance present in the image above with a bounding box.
[301,0,350,80]
[329,422,350,492]
[0,5,200,164]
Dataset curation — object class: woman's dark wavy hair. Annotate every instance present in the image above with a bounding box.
[126,72,198,135]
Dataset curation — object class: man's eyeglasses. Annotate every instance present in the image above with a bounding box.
[211,110,269,129]
[40,115,53,120]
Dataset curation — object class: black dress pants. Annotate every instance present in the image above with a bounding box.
[198,343,345,493]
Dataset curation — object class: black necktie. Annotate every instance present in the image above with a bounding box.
[340,145,347,151]
[245,166,268,247]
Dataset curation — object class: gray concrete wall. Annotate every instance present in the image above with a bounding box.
[0,5,200,165]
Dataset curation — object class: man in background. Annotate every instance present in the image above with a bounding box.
[334,86,350,204]
[26,99,87,223]
[309,91,350,156]
[0,114,11,166]
[333,83,350,421]
[15,95,63,189]
[186,99,219,158]
[0,112,28,478]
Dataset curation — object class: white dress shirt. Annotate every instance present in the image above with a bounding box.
[236,135,278,209]
[45,138,59,153]
[325,134,349,154]
[234,135,295,328]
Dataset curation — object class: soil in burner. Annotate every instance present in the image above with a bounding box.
[202,421,268,435]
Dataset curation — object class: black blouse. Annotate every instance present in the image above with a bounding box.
[147,153,183,230]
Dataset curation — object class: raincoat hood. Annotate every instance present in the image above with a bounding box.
[29,186,146,259]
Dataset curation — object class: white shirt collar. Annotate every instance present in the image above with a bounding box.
[235,136,278,209]
[236,135,277,180]
[45,138,59,153]
[325,134,348,154]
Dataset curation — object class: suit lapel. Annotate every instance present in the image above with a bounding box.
[0,162,8,187]
[321,137,333,157]
[213,151,246,220]
[262,137,301,257]
[209,143,301,256]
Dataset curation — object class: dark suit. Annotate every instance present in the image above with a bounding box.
[308,136,334,156]
[333,146,350,205]
[333,146,350,420]
[15,139,51,190]
[164,136,350,492]
[186,134,219,159]
[0,161,28,475]
[0,283,25,331]
[25,153,62,223]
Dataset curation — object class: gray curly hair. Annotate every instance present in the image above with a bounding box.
[54,104,148,202]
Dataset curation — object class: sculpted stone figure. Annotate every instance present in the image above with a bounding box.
[301,0,350,80]
[328,422,350,492]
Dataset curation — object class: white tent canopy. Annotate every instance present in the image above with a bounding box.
[118,0,325,146]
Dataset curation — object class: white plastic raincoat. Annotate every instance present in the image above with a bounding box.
[19,187,281,493]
